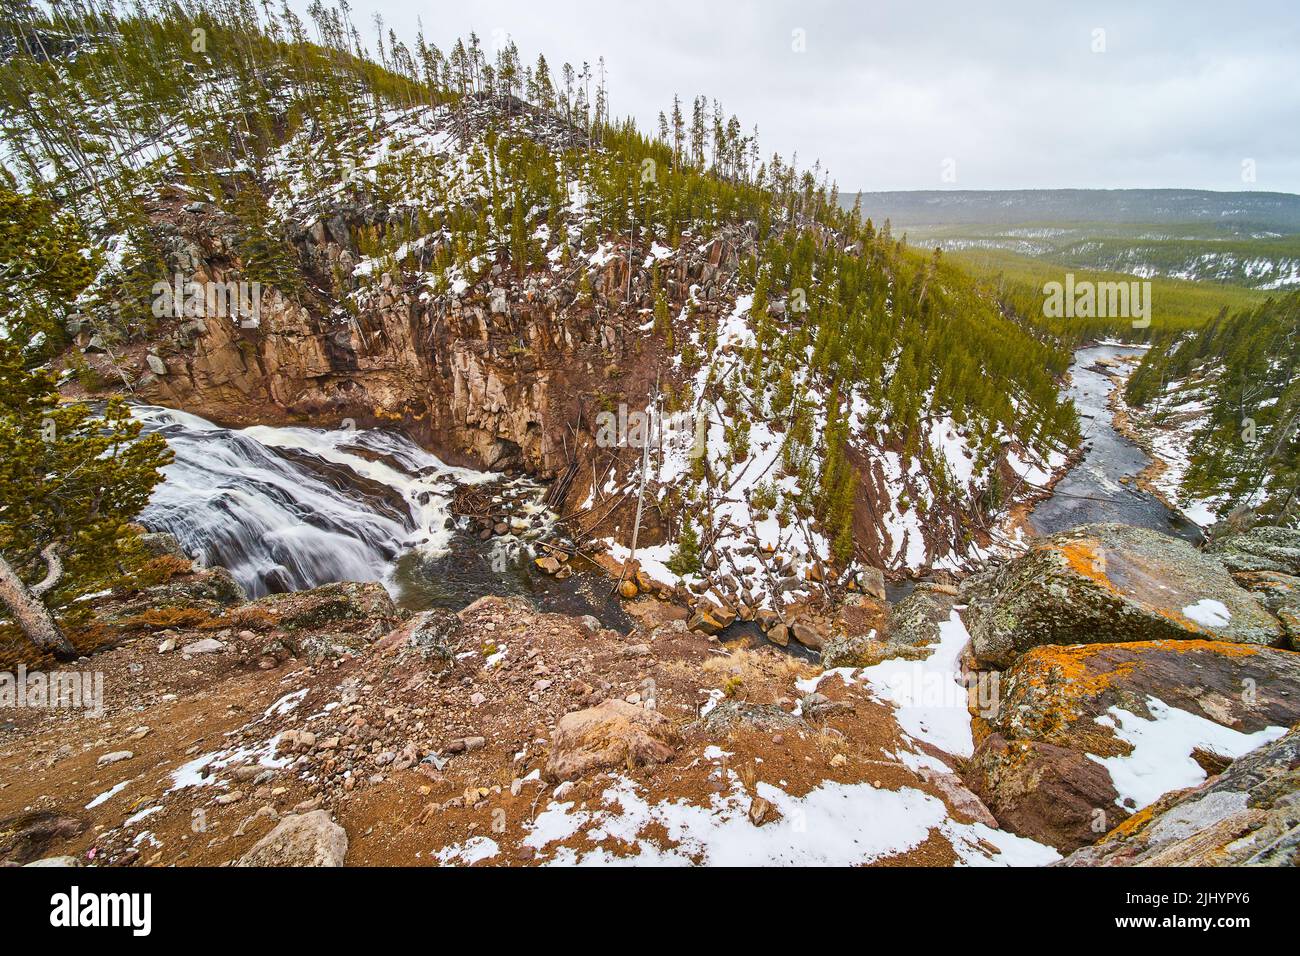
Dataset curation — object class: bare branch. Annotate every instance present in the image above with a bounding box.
[30,543,63,597]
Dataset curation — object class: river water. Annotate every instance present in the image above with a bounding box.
[1027,344,1202,541]
[133,406,632,629]
[132,346,1196,635]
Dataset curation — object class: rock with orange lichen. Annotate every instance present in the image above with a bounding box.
[964,639,1300,852]
[966,734,1121,852]
[963,523,1284,669]
[1060,725,1300,866]
[544,699,681,781]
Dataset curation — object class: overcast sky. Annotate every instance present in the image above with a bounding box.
[301,0,1300,194]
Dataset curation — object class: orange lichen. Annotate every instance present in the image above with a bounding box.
[1003,639,1266,744]
[1101,801,1159,843]
[1050,538,1113,589]
[1014,643,1138,701]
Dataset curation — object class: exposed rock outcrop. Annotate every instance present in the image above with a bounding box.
[1060,725,1300,866]
[885,585,957,647]
[965,639,1300,852]
[135,202,746,491]
[1209,525,1300,576]
[963,523,1284,669]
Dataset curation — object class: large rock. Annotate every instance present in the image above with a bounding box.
[686,603,736,635]
[138,530,187,559]
[544,699,680,781]
[885,586,957,647]
[248,581,399,631]
[1231,569,1300,651]
[1061,726,1300,866]
[820,632,932,669]
[237,810,348,866]
[1209,525,1300,576]
[963,523,1284,668]
[820,586,950,667]
[1231,569,1300,611]
[789,618,825,650]
[967,734,1122,851]
[830,594,887,640]
[858,566,887,601]
[965,639,1300,852]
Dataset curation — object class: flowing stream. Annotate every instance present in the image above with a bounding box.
[1027,344,1203,541]
[133,406,632,628]
[134,346,1198,637]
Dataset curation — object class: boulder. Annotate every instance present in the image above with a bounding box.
[686,603,736,635]
[544,699,680,781]
[1231,569,1300,651]
[248,581,398,631]
[0,813,85,865]
[968,734,1121,850]
[965,639,1300,852]
[1060,726,1300,866]
[181,638,224,655]
[885,587,957,648]
[963,523,1284,668]
[237,810,348,867]
[138,531,187,559]
[694,700,803,735]
[820,632,932,669]
[185,566,246,604]
[789,618,825,650]
[1209,525,1300,576]
[1230,569,1300,613]
[858,566,887,602]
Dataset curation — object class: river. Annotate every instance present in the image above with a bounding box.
[133,406,632,629]
[1027,344,1203,541]
[132,346,1197,633]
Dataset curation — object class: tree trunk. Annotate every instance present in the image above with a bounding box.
[0,547,76,661]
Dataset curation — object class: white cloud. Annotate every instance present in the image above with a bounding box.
[302,0,1300,192]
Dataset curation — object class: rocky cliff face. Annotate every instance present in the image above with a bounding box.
[129,196,742,485]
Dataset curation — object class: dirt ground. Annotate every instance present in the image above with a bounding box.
[1,582,1025,867]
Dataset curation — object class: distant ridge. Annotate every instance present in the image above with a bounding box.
[843,189,1300,232]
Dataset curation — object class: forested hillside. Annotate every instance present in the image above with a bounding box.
[1124,291,1300,526]
[0,2,1079,604]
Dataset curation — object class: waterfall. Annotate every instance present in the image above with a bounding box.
[133,406,493,598]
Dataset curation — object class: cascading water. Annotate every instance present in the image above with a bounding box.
[133,405,494,598]
[132,406,633,629]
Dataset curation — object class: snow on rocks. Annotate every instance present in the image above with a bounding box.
[1090,696,1287,811]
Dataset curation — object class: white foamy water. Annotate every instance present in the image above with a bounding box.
[134,405,494,597]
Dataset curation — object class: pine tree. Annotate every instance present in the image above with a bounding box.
[0,347,172,658]
[666,518,701,577]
